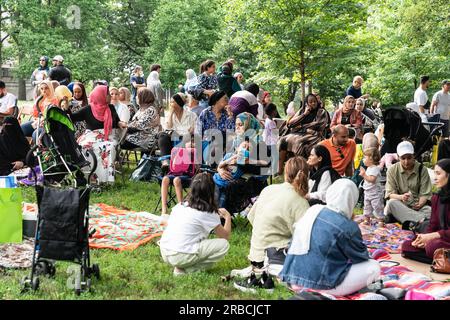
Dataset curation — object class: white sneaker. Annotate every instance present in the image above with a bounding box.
[173,267,186,276]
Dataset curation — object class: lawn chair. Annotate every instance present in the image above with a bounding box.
[18,104,35,124]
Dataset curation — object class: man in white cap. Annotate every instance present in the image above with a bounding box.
[384,141,432,224]
[48,55,72,86]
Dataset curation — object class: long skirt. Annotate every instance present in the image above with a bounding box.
[77,129,117,184]
[279,132,321,158]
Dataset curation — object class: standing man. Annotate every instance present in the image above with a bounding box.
[0,81,17,123]
[414,75,430,115]
[430,80,450,138]
[320,124,356,177]
[345,76,369,99]
[384,141,432,224]
[48,55,72,86]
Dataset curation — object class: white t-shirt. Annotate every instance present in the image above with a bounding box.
[159,203,221,254]
[414,87,428,114]
[432,90,450,120]
[363,165,381,191]
[308,170,332,203]
[114,103,130,122]
[0,92,16,114]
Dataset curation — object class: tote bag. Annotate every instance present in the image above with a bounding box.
[0,187,23,243]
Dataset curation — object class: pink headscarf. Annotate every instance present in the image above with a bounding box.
[89,85,113,139]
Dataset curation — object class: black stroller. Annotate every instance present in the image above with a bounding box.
[381,107,444,161]
[21,105,100,295]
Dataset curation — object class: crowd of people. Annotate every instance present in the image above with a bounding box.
[0,54,449,297]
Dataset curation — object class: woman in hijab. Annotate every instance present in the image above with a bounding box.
[69,85,125,184]
[306,144,341,206]
[184,69,198,94]
[401,159,450,264]
[278,94,330,174]
[214,112,267,209]
[218,64,241,98]
[30,56,50,99]
[195,90,235,165]
[280,179,380,297]
[21,80,59,142]
[0,117,30,176]
[71,82,89,139]
[146,70,165,114]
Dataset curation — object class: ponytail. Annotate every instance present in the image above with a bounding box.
[284,156,309,197]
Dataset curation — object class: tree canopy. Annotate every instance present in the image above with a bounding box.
[1,0,448,107]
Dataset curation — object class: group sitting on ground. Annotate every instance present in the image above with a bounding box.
[3,55,450,297]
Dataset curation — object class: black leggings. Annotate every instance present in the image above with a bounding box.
[158,132,173,157]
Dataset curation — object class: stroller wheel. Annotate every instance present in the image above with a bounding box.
[35,261,48,276]
[31,277,40,292]
[20,276,31,293]
[48,264,56,277]
[92,264,101,280]
[86,278,92,292]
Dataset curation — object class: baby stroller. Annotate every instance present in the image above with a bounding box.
[21,105,100,295]
[381,106,444,161]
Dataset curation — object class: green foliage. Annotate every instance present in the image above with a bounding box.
[144,0,223,90]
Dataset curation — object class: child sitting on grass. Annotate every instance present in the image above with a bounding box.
[159,172,232,276]
[359,147,385,224]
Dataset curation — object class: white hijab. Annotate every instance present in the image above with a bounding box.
[288,179,359,255]
[147,70,161,85]
[184,69,198,91]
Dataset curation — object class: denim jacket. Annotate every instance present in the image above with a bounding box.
[279,207,369,290]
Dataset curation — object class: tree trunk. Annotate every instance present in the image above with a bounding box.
[299,50,306,103]
[18,78,26,100]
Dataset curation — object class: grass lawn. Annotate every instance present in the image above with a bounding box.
[0,168,293,300]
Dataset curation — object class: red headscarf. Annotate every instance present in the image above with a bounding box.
[89,85,113,139]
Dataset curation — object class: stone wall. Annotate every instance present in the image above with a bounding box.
[1,67,34,101]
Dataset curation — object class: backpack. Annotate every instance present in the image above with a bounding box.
[168,147,197,177]
[129,155,162,182]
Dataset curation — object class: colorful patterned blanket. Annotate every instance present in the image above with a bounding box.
[88,203,166,251]
[290,249,450,300]
[355,216,415,253]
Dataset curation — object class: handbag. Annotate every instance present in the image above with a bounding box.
[0,187,23,243]
[129,154,162,182]
[430,248,450,274]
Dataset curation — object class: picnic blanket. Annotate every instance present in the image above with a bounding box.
[89,203,166,251]
[0,203,166,269]
[289,249,450,300]
[355,216,415,254]
[0,237,34,269]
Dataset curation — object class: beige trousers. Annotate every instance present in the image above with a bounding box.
[161,238,229,273]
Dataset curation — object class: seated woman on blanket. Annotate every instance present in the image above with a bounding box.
[244,156,310,276]
[306,145,341,206]
[159,172,232,276]
[0,117,30,176]
[278,93,329,174]
[68,85,126,184]
[279,179,381,297]
[214,112,268,209]
[401,159,450,264]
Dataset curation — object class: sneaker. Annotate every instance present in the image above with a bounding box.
[259,271,275,293]
[173,267,186,276]
[384,213,397,224]
[233,273,261,293]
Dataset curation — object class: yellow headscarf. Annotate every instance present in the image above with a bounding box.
[54,85,73,102]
